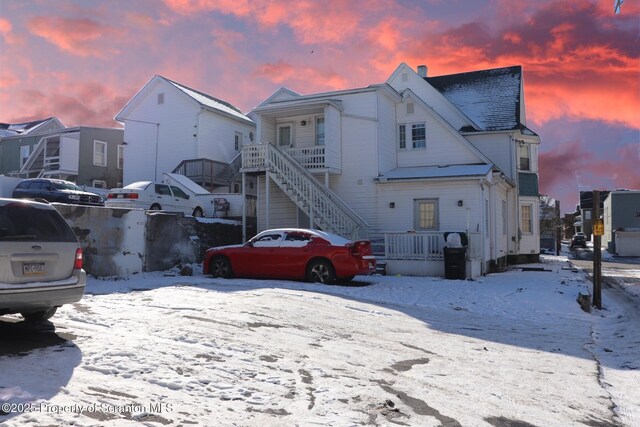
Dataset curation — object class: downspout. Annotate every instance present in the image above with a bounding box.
[480,180,486,275]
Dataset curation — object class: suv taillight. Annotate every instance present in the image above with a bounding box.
[74,248,83,270]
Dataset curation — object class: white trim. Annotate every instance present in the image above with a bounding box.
[117,145,124,169]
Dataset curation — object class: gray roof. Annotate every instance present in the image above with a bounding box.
[378,164,493,181]
[427,66,522,131]
[0,117,54,138]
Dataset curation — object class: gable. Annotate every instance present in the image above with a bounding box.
[394,89,495,170]
[387,63,477,132]
[427,66,523,131]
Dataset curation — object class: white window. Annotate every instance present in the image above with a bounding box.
[93,140,107,166]
[398,124,406,149]
[518,143,530,171]
[502,200,507,235]
[117,145,124,169]
[412,123,426,148]
[521,204,532,234]
[93,180,107,189]
[315,117,325,146]
[277,124,292,147]
[235,132,242,151]
[20,145,30,167]
[414,199,439,230]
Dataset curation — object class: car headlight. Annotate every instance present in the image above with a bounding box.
[68,195,81,200]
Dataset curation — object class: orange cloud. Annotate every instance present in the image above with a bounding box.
[257,60,348,92]
[28,16,120,57]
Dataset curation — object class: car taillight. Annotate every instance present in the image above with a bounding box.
[74,248,83,269]
[351,241,371,256]
[107,193,116,199]
[124,193,139,199]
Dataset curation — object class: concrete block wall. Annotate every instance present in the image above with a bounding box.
[54,205,243,277]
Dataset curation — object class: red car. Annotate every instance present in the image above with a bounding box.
[203,228,376,284]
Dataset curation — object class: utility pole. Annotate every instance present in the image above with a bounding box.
[555,199,561,255]
[592,190,603,309]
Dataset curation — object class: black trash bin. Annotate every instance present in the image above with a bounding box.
[443,232,467,280]
[444,247,466,279]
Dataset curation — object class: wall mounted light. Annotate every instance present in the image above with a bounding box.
[301,120,307,126]
[389,202,395,208]
[458,200,463,207]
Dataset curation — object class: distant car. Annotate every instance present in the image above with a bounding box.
[12,178,104,206]
[203,228,376,284]
[571,232,587,248]
[105,181,204,217]
[0,198,86,321]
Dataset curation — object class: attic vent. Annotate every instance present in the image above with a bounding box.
[401,72,408,82]
[407,103,414,114]
[157,93,164,104]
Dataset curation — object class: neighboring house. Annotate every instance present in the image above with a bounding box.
[241,63,541,277]
[539,195,560,254]
[0,117,65,173]
[0,125,124,189]
[115,75,256,193]
[603,190,640,255]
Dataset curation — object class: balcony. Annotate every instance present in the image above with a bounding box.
[242,143,340,174]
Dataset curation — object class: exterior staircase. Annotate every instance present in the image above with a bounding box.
[242,143,369,240]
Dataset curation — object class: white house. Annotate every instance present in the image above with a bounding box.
[115,75,256,192]
[241,63,541,278]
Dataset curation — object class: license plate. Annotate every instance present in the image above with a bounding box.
[23,262,46,275]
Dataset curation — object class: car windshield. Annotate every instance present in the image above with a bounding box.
[0,203,78,242]
[53,181,82,191]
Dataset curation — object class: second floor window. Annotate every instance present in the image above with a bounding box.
[398,125,406,149]
[412,123,426,148]
[519,143,530,171]
[315,117,325,146]
[20,145,30,167]
[235,132,242,151]
[93,141,107,167]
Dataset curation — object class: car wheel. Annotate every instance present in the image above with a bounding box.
[306,259,336,284]
[21,307,57,322]
[150,203,162,211]
[192,207,203,217]
[210,256,233,278]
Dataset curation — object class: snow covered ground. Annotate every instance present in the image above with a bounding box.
[1,254,639,426]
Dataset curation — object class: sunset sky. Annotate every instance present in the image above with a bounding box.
[0,0,638,213]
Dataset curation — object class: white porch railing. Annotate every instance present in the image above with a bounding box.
[384,232,482,261]
[384,232,445,261]
[286,146,326,169]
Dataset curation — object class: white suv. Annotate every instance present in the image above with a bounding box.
[0,198,86,321]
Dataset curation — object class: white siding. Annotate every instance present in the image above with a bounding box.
[377,92,397,174]
[122,79,198,184]
[396,98,481,168]
[387,65,471,131]
[257,115,276,144]
[257,175,298,232]
[325,105,341,171]
[197,113,254,163]
[466,133,514,179]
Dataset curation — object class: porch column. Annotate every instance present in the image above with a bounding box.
[265,172,270,229]
[242,172,247,242]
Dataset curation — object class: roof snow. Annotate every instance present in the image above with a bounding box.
[163,77,253,125]
[427,66,522,131]
[0,118,54,137]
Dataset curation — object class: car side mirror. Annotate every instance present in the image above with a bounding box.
[185,195,190,199]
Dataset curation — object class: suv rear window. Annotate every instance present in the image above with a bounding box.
[0,203,77,242]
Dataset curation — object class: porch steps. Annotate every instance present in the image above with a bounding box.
[244,143,369,240]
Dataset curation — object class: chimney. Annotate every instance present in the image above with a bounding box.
[417,65,427,78]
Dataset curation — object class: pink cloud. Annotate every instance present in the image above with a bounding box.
[28,16,120,57]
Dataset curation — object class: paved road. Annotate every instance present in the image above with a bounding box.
[567,243,640,304]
